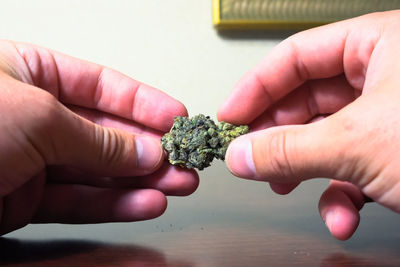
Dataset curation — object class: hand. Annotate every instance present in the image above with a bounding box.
[0,40,199,235]
[218,10,400,240]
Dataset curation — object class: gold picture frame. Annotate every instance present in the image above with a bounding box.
[213,0,400,29]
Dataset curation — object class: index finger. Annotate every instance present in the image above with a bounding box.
[217,14,378,125]
[9,41,187,132]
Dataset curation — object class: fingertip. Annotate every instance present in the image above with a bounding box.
[269,182,300,195]
[150,190,168,219]
[319,187,361,241]
[169,98,189,120]
[152,165,200,196]
[225,136,257,179]
[324,208,360,241]
[176,101,189,117]
[216,102,229,122]
[135,84,189,132]
[168,168,200,196]
[161,100,188,132]
[217,85,257,125]
[217,86,239,123]
[135,135,164,174]
[130,189,167,220]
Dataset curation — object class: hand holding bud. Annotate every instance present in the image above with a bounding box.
[161,114,248,170]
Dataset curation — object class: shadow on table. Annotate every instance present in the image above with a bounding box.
[320,252,400,267]
[0,237,193,266]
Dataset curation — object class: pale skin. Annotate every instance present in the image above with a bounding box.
[219,11,400,240]
[0,40,199,235]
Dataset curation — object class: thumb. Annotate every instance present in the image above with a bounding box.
[226,117,355,183]
[38,99,164,177]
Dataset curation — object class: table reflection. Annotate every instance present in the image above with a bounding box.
[0,238,192,266]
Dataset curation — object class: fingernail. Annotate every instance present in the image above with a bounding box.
[226,136,257,178]
[135,136,163,171]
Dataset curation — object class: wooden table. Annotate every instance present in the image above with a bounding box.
[2,165,400,266]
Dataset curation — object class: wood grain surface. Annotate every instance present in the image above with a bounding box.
[2,168,400,267]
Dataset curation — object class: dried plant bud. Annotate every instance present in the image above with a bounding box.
[161,114,249,170]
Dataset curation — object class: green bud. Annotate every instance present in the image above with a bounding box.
[161,114,249,170]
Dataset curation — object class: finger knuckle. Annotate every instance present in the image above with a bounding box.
[266,130,295,179]
[20,91,62,163]
[33,90,62,126]
[95,126,125,168]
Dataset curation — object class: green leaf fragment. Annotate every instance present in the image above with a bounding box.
[161,114,249,170]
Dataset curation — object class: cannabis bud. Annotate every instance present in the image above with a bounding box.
[161,114,249,170]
